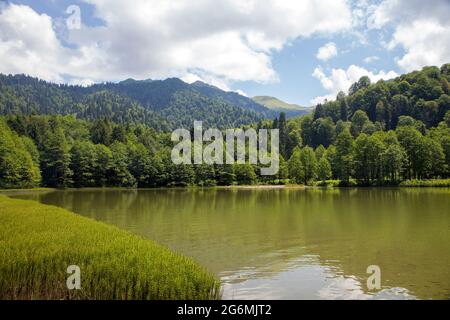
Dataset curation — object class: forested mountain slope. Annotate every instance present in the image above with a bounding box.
[312,64,450,130]
[0,75,276,130]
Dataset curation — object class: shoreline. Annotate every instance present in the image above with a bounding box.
[1,179,450,194]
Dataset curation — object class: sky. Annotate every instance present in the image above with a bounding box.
[0,0,449,106]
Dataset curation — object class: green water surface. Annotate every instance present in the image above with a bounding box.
[9,188,450,300]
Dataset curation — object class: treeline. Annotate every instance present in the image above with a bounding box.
[0,115,287,188]
[1,110,449,189]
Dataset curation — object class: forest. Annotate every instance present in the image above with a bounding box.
[0,75,273,130]
[0,64,449,189]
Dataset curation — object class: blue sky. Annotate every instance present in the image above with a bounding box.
[0,0,449,106]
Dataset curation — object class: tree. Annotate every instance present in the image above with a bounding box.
[147,151,170,187]
[353,133,371,183]
[234,164,257,185]
[366,135,385,182]
[349,76,371,95]
[277,155,289,182]
[300,115,314,146]
[216,165,235,186]
[335,129,354,183]
[335,120,351,136]
[94,144,113,186]
[325,145,338,179]
[350,110,369,136]
[287,124,302,157]
[168,163,195,186]
[299,146,317,184]
[288,147,304,184]
[91,118,112,145]
[195,163,216,186]
[375,100,388,124]
[112,125,127,143]
[312,117,335,147]
[108,141,136,187]
[422,137,445,178]
[317,157,332,182]
[70,141,97,187]
[382,144,406,183]
[396,126,423,179]
[338,92,349,121]
[391,94,409,128]
[40,121,72,188]
[315,145,326,160]
[0,120,41,188]
[128,142,152,187]
[278,112,289,159]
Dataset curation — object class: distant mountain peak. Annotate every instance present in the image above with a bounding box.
[252,96,311,117]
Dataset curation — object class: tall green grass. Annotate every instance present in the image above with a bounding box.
[0,195,220,299]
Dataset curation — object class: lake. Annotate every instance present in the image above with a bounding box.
[8,188,450,300]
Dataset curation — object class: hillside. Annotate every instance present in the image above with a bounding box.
[0,75,276,130]
[252,96,311,117]
[310,64,450,130]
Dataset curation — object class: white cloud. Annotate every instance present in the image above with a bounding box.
[363,56,379,64]
[316,42,338,61]
[0,4,68,82]
[0,0,353,87]
[235,89,248,97]
[368,0,450,71]
[311,65,398,104]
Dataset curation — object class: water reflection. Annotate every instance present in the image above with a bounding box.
[7,187,450,300]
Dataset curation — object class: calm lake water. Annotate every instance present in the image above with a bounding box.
[8,188,450,300]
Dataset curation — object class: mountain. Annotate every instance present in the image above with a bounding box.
[0,75,279,130]
[252,96,311,117]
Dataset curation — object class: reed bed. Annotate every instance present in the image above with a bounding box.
[0,195,220,300]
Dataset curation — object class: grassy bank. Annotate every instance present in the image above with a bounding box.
[399,179,450,187]
[0,195,220,300]
[0,187,54,192]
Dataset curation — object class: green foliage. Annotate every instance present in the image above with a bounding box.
[288,147,304,184]
[335,129,354,183]
[40,120,72,188]
[399,179,450,187]
[234,164,257,185]
[317,157,332,182]
[0,120,40,188]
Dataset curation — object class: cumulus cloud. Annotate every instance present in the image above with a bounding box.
[0,4,68,82]
[311,65,398,104]
[316,42,338,61]
[0,0,353,86]
[368,0,450,71]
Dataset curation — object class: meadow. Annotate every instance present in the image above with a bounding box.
[0,195,220,300]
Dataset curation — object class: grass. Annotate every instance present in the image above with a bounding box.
[399,179,450,187]
[0,187,54,192]
[0,195,220,300]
